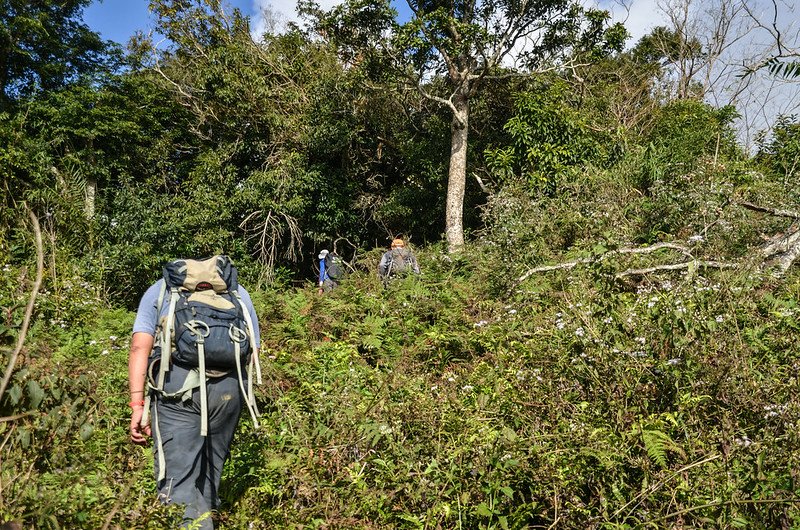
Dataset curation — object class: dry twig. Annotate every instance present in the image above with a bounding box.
[0,207,44,402]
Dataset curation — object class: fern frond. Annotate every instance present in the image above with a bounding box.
[642,429,686,468]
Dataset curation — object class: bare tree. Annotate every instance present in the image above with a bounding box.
[648,0,800,147]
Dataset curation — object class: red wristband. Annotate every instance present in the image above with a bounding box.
[128,400,145,408]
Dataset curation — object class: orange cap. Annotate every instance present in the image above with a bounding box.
[391,238,405,248]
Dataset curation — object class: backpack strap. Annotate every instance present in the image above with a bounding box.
[231,290,262,385]
[157,287,180,390]
[231,325,260,428]
[231,290,262,426]
[156,280,167,320]
[183,319,211,436]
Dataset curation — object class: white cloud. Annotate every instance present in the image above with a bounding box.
[250,0,341,37]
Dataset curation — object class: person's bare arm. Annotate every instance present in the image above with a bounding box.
[128,332,153,445]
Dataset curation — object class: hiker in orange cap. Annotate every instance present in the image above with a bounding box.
[378,237,420,280]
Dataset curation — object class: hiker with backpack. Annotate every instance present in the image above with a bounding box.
[128,255,261,529]
[318,249,344,293]
[378,237,420,280]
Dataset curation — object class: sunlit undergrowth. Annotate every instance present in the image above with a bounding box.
[3,234,800,528]
[209,251,799,529]
[3,161,800,528]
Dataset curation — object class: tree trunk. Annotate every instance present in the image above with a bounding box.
[445,93,469,253]
[85,178,97,220]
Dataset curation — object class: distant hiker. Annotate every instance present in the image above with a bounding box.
[378,238,420,280]
[128,255,261,530]
[318,249,344,293]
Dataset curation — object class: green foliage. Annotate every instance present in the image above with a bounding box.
[485,79,613,191]
[2,1,800,528]
[0,0,117,108]
[644,100,740,176]
[756,115,800,185]
[752,56,800,79]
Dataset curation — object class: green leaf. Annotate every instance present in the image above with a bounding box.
[476,502,493,517]
[731,516,749,528]
[8,384,22,405]
[79,423,94,441]
[18,426,30,449]
[27,379,45,409]
[501,427,517,442]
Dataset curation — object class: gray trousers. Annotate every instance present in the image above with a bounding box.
[152,364,242,530]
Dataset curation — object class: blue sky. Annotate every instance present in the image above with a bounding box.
[83,0,414,45]
[84,0,254,44]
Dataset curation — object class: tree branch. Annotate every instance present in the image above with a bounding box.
[514,242,695,284]
[616,260,737,278]
[0,206,44,402]
[736,200,800,219]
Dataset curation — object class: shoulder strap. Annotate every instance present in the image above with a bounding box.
[156,288,180,390]
[156,279,167,317]
[231,290,262,427]
[231,290,262,385]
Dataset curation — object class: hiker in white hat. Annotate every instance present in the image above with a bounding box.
[317,249,343,293]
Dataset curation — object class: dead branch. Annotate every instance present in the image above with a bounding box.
[0,207,44,402]
[514,242,694,285]
[514,199,800,288]
[0,412,36,423]
[737,200,800,219]
[735,200,800,274]
[616,260,737,279]
[240,209,303,284]
[761,226,800,274]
